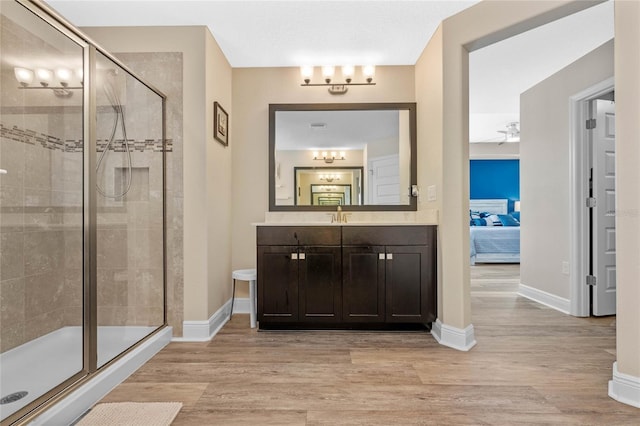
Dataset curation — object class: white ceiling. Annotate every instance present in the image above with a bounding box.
[45,0,480,67]
[44,0,614,143]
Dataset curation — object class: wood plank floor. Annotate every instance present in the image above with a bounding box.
[100,264,639,424]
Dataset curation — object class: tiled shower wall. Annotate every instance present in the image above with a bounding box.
[0,10,85,352]
[113,52,184,337]
[0,117,84,352]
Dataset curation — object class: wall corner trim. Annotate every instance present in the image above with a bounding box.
[431,319,477,351]
[176,300,231,342]
[609,362,640,408]
[518,283,570,315]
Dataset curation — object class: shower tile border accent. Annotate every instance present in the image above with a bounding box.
[0,124,173,153]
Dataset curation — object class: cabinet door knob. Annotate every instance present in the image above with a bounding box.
[291,253,298,260]
[387,253,393,260]
[299,253,306,260]
[378,253,385,260]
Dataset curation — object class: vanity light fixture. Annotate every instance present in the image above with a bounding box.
[319,173,341,183]
[14,66,82,97]
[313,150,346,163]
[300,65,376,95]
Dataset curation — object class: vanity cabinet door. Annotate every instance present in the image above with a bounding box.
[342,246,386,322]
[257,245,299,322]
[385,246,435,323]
[298,246,342,322]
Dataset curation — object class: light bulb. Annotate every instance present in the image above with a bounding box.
[342,65,354,83]
[330,151,337,158]
[35,68,53,87]
[56,68,72,87]
[362,65,376,83]
[300,66,313,84]
[339,151,346,159]
[313,151,319,159]
[322,66,334,84]
[322,151,328,158]
[14,67,34,87]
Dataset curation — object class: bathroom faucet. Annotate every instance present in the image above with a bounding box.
[330,206,350,223]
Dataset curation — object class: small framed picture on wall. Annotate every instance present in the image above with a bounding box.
[214,101,229,146]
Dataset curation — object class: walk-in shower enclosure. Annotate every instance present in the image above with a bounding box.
[0,0,167,423]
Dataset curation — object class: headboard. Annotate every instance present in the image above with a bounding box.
[470,199,508,214]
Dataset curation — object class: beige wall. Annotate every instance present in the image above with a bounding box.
[520,40,613,300]
[231,66,415,283]
[614,0,640,379]
[205,32,233,317]
[415,24,444,318]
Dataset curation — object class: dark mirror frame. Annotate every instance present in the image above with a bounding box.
[269,102,418,212]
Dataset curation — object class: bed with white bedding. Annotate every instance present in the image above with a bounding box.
[469,199,520,265]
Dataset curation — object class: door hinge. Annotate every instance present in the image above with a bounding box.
[586,275,597,286]
[586,118,596,130]
[586,197,597,208]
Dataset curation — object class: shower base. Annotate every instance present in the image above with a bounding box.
[0,325,164,422]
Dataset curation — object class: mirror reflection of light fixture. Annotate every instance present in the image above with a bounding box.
[313,150,346,163]
[14,67,34,87]
[300,65,377,95]
[14,66,82,97]
[319,185,338,191]
[319,173,341,183]
[35,68,53,86]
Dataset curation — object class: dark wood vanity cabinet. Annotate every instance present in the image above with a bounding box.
[257,225,436,328]
[257,227,342,324]
[342,226,436,324]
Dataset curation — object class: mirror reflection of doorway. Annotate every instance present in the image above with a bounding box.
[294,167,363,206]
[310,184,352,205]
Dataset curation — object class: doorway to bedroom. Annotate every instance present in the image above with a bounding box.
[468,1,613,319]
[570,88,617,317]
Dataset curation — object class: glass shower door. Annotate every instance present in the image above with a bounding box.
[94,52,165,368]
[0,1,85,421]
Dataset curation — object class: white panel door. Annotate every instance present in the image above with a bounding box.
[368,155,400,204]
[592,99,616,316]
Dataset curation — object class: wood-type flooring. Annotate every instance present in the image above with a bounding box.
[99,264,638,425]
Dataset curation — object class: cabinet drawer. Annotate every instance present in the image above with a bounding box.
[257,226,341,246]
[342,226,434,246]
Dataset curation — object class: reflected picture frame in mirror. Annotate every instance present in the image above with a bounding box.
[269,103,417,211]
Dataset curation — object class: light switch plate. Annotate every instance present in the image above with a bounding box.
[427,185,437,201]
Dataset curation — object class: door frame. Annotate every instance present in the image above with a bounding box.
[569,77,614,317]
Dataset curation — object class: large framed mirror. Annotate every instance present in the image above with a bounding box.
[269,103,417,211]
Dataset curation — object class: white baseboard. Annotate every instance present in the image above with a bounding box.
[232,297,250,314]
[32,327,172,426]
[518,283,570,315]
[609,361,640,408]
[174,299,231,342]
[431,319,477,351]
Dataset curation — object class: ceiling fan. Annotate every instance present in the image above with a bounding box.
[497,121,520,144]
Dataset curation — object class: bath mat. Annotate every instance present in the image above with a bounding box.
[77,402,182,426]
